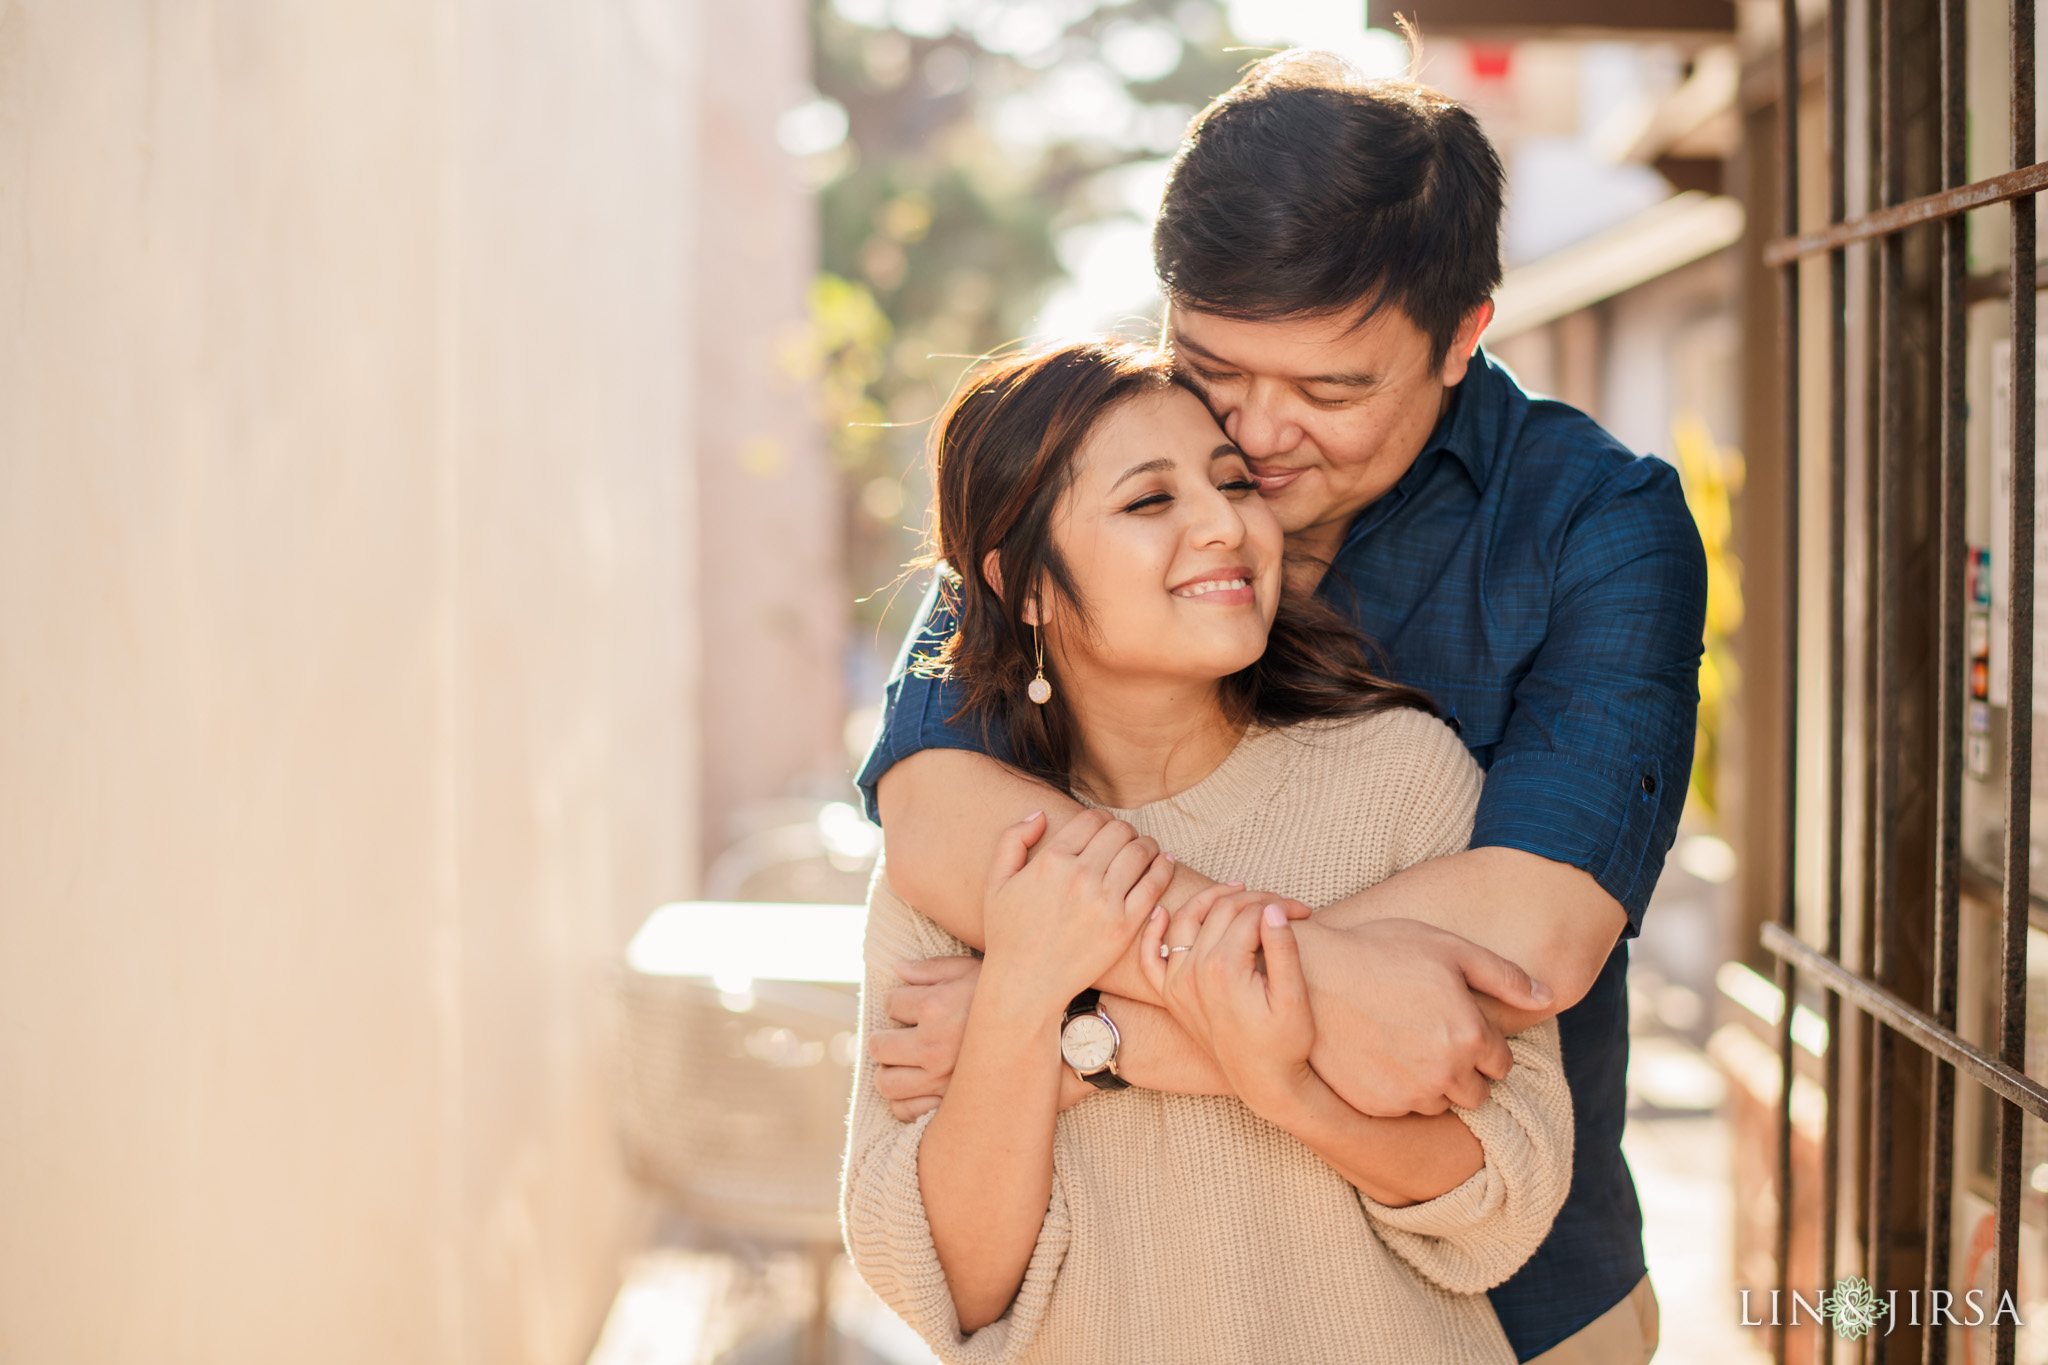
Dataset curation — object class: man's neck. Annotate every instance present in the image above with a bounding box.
[1284,521,1348,593]
[1060,670,1243,810]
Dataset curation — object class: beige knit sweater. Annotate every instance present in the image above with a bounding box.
[842,708,1574,1365]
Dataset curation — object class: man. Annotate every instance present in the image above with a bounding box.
[856,52,1704,1364]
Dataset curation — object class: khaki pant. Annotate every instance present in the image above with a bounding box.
[1524,1276,1659,1365]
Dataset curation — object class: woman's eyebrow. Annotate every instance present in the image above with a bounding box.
[1109,457,1176,490]
[1211,442,1243,460]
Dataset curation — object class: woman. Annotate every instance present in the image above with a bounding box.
[842,341,1571,1364]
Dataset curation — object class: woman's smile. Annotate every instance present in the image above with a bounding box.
[1170,567,1256,605]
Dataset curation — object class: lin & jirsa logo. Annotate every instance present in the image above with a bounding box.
[1742,1274,2023,1340]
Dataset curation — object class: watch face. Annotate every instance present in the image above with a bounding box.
[1061,1012,1117,1071]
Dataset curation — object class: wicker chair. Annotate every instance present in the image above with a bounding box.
[617,901,868,1363]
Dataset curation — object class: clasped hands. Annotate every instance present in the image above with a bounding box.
[870,809,1530,1122]
[1141,881,1323,1118]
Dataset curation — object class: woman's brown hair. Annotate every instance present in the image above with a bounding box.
[918,339,1436,799]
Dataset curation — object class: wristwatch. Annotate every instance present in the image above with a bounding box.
[1060,988,1129,1090]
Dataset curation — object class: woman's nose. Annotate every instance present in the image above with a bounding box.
[1190,491,1247,550]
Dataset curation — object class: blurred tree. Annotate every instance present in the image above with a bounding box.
[798,0,1259,684]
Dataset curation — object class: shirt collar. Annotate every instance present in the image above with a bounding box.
[1422,345,1510,490]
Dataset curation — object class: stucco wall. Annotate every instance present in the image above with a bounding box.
[694,0,849,855]
[0,3,701,1361]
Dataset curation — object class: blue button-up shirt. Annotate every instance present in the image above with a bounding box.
[855,349,1707,1359]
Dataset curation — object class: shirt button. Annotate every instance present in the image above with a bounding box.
[1641,774,1657,795]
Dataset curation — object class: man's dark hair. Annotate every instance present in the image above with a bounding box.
[1154,50,1506,366]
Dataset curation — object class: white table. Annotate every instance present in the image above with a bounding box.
[625,901,867,993]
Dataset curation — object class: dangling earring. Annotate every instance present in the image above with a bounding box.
[1027,625,1052,704]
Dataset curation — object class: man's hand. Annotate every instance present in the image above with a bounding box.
[1292,916,1551,1116]
[871,954,1118,1120]
[871,956,979,1122]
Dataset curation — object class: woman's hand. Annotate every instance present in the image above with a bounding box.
[980,809,1175,1012]
[1147,893,1318,1118]
[1138,883,1311,1057]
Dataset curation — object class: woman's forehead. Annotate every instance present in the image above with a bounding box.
[1072,387,1230,484]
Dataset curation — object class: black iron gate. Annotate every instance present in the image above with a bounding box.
[1760,0,2048,1360]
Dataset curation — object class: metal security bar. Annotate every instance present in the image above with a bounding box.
[1759,0,2040,1361]
[1763,161,2048,265]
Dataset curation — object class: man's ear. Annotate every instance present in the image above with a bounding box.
[1437,299,1495,388]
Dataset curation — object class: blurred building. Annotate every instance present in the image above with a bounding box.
[0,3,842,1364]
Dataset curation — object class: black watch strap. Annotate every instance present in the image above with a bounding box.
[1063,989,1130,1090]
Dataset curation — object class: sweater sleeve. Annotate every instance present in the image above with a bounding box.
[840,873,1071,1365]
[1355,1018,1573,1293]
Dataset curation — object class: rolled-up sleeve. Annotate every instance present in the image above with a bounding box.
[1468,459,1706,931]
[855,575,1013,824]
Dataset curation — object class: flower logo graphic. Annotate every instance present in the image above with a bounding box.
[1820,1275,1890,1340]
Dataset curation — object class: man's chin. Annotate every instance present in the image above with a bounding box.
[1266,492,1331,537]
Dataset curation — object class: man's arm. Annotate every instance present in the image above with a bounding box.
[861,568,1583,1117]
[1302,456,1703,1113]
[861,577,1545,1089]
[1312,847,1624,1029]
[1295,451,1706,1114]
[868,960,1232,1123]
[1284,851,1621,1115]
[875,749,1557,1115]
